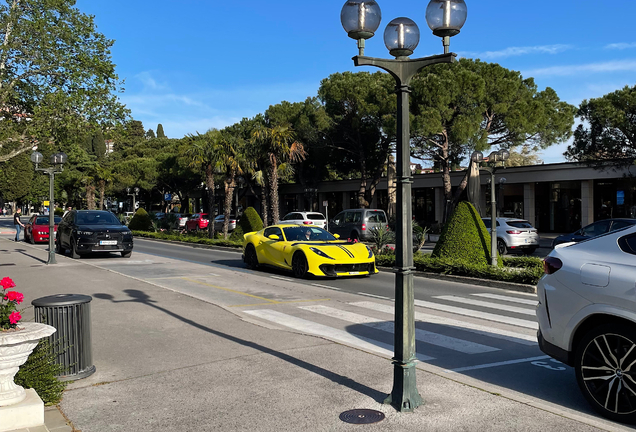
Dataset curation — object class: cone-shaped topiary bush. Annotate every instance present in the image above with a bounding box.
[239,207,263,233]
[128,208,154,231]
[432,201,501,266]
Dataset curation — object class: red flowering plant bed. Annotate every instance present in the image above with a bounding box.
[0,277,23,330]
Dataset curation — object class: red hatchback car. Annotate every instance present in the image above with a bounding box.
[185,213,209,232]
[25,215,62,243]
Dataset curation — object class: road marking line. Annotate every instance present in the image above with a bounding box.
[230,299,330,308]
[351,301,536,345]
[413,299,538,329]
[434,295,535,316]
[471,293,538,306]
[445,355,551,373]
[270,276,294,282]
[244,309,434,361]
[357,293,388,300]
[182,277,329,305]
[300,305,499,354]
[312,283,340,290]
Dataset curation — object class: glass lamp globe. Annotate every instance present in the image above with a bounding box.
[384,17,420,58]
[51,152,67,165]
[30,151,43,164]
[499,149,510,161]
[341,0,382,40]
[425,0,467,37]
[470,151,483,163]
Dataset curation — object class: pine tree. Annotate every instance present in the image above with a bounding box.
[92,130,106,159]
[156,124,166,138]
[146,129,156,139]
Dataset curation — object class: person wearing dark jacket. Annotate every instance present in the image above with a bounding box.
[13,208,24,241]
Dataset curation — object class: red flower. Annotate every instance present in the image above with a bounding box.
[8,311,21,325]
[0,277,15,290]
[4,291,23,304]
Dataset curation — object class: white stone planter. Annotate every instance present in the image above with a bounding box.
[0,322,56,406]
[428,233,440,243]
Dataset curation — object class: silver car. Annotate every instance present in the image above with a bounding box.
[278,211,327,230]
[537,224,636,423]
[214,215,237,232]
[482,217,540,255]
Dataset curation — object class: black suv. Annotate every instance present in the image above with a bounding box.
[56,210,134,258]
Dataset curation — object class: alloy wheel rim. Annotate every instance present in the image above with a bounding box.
[293,256,306,276]
[581,333,636,415]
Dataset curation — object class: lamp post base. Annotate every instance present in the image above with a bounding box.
[383,360,423,412]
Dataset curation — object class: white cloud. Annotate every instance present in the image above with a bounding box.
[460,44,573,60]
[605,42,636,50]
[526,59,636,77]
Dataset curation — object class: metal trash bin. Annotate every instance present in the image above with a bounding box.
[32,294,96,381]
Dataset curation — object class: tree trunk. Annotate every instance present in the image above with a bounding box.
[269,154,280,224]
[98,180,105,210]
[86,184,96,210]
[261,184,269,227]
[205,164,215,239]
[222,174,236,239]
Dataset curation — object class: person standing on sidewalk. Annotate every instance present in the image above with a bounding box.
[13,208,24,242]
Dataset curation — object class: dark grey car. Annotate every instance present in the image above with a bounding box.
[329,209,388,241]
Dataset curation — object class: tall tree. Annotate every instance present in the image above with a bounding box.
[145,129,156,139]
[156,124,166,138]
[184,129,223,238]
[0,0,128,163]
[565,85,636,165]
[0,152,32,203]
[318,71,396,208]
[410,58,575,222]
[252,124,306,224]
[92,129,106,160]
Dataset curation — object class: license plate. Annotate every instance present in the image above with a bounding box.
[349,271,360,275]
[99,240,117,245]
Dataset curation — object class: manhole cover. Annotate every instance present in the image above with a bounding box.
[339,409,385,424]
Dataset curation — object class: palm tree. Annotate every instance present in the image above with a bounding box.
[95,164,114,210]
[252,124,306,224]
[184,129,223,238]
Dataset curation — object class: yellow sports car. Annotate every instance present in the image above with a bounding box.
[242,224,378,278]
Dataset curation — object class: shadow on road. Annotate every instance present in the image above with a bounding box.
[93,289,388,404]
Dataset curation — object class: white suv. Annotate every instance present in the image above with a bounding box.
[278,212,327,230]
[482,217,540,255]
[538,224,636,423]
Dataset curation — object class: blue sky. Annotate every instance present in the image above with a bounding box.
[76,0,636,164]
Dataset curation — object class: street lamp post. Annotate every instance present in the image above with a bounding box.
[471,149,510,266]
[30,151,68,265]
[126,187,140,213]
[341,0,467,412]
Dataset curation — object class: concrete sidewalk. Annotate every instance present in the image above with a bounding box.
[0,238,620,431]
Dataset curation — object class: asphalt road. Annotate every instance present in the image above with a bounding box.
[0,216,626,430]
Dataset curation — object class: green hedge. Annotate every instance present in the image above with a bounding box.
[15,340,67,405]
[239,207,263,234]
[132,231,242,248]
[375,253,543,285]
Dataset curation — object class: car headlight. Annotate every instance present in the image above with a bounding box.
[76,231,94,236]
[310,247,334,260]
[366,246,374,258]
[38,231,47,235]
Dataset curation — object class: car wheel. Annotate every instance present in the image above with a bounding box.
[121,251,132,258]
[28,231,34,244]
[575,323,636,423]
[244,244,259,270]
[55,237,63,254]
[292,252,309,279]
[497,239,507,256]
[70,237,81,259]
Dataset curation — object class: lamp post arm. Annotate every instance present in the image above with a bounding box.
[353,53,456,85]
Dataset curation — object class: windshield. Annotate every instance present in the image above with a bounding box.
[307,213,326,220]
[283,226,336,242]
[75,212,120,225]
[506,220,533,229]
[35,217,62,225]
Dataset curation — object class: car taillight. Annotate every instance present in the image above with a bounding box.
[230,220,236,223]
[303,221,311,224]
[543,257,562,275]
[362,224,366,231]
[506,230,521,234]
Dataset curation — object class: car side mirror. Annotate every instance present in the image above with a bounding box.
[333,234,340,239]
[268,234,279,241]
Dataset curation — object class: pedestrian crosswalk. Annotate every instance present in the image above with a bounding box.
[243,290,539,367]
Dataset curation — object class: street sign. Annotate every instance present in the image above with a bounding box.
[164,193,172,201]
[43,201,49,206]
[323,200,328,207]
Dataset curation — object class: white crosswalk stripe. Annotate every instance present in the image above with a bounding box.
[244,309,435,361]
[433,295,536,316]
[413,299,538,329]
[299,305,499,354]
[471,293,538,306]
[351,301,537,345]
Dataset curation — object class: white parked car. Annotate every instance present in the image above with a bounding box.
[482,217,540,255]
[537,224,636,423]
[278,212,327,230]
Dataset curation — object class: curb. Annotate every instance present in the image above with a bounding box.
[377,266,537,294]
